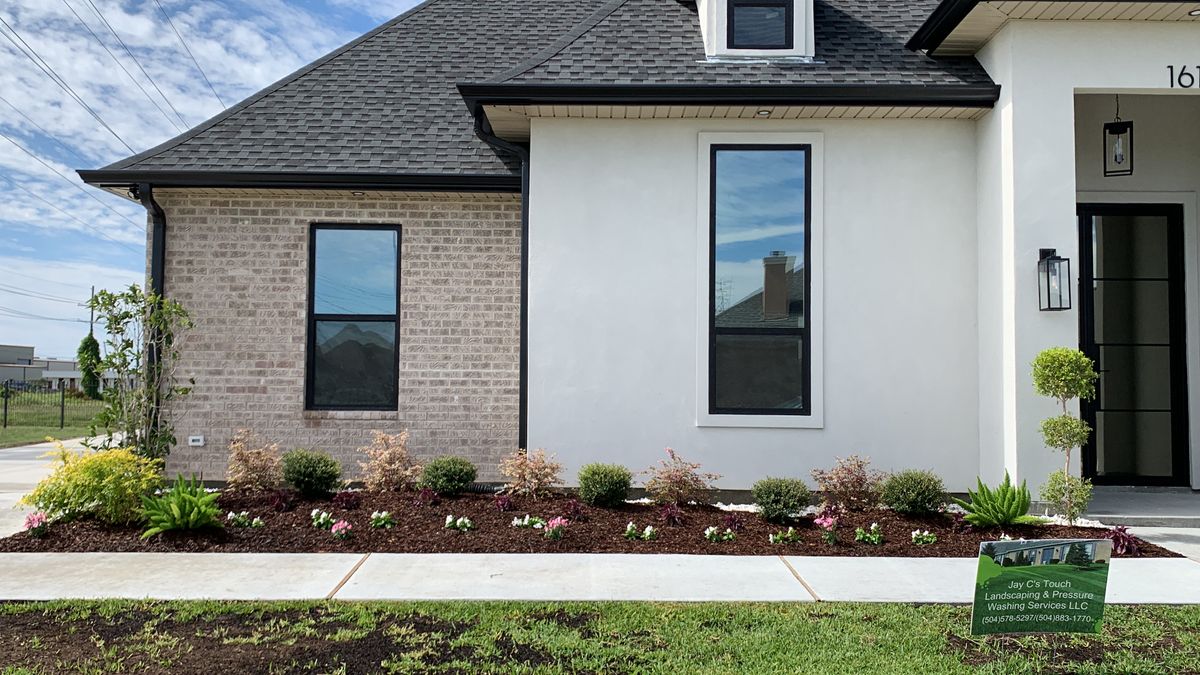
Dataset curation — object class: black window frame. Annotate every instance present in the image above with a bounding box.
[708,144,812,416]
[727,0,794,50]
[305,222,402,411]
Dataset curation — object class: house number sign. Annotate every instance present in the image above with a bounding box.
[1168,65,1200,88]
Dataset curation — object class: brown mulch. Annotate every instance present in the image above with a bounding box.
[0,492,1177,557]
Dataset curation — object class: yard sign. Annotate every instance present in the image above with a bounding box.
[970,538,1112,635]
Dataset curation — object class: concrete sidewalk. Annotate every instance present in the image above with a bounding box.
[1,553,1199,604]
[0,438,82,537]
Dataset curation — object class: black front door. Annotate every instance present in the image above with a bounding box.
[1078,203,1190,486]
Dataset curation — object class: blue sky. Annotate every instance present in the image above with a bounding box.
[714,149,807,310]
[0,0,420,358]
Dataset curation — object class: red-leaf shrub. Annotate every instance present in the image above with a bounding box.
[810,455,885,511]
[643,448,720,505]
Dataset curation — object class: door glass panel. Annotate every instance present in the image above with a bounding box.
[1092,280,1170,344]
[1095,411,1173,477]
[1093,215,1169,279]
[1097,346,1171,411]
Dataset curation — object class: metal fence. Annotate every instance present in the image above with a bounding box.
[0,380,105,429]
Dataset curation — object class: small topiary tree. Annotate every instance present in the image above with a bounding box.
[1032,347,1098,524]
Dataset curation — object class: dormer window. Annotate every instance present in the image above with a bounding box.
[698,0,814,60]
[728,0,793,50]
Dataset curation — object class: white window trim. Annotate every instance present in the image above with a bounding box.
[700,0,815,60]
[696,131,824,429]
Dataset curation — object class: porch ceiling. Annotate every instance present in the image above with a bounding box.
[484,104,990,142]
[920,1,1200,55]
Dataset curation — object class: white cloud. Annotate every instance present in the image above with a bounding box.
[715,223,803,246]
[0,0,379,360]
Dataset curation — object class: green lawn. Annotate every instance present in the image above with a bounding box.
[1,600,1197,674]
[0,427,89,449]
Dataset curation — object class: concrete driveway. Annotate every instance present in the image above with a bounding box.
[0,439,81,537]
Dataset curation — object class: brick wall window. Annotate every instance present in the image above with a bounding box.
[305,223,401,410]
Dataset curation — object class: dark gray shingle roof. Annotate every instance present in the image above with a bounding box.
[99,0,607,177]
[90,0,993,180]
[495,0,993,87]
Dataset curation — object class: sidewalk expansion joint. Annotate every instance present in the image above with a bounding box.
[777,556,820,602]
[327,553,371,599]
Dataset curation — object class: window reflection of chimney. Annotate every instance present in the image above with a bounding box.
[762,250,792,320]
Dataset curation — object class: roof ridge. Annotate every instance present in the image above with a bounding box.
[484,0,629,84]
[95,0,449,172]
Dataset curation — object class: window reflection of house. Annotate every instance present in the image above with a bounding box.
[990,541,1103,566]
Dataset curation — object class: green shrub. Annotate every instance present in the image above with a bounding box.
[140,474,223,538]
[751,478,811,523]
[418,456,477,495]
[281,449,343,498]
[880,470,946,515]
[578,463,633,507]
[20,445,162,525]
[1040,470,1094,525]
[953,472,1040,527]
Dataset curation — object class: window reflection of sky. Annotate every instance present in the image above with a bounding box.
[714,150,806,311]
[314,229,398,315]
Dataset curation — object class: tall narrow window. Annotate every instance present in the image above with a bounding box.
[728,0,793,50]
[710,146,810,415]
[306,224,400,410]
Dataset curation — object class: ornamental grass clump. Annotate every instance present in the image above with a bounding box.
[880,470,946,515]
[281,449,342,499]
[224,429,282,493]
[751,477,811,523]
[419,456,477,496]
[499,449,563,499]
[577,463,633,507]
[1032,347,1099,524]
[810,455,884,511]
[21,444,162,525]
[643,448,720,505]
[357,430,422,492]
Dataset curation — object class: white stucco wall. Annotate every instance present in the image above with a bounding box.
[527,118,980,489]
[976,20,1200,489]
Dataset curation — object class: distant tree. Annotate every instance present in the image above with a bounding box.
[980,542,998,559]
[1014,551,1032,567]
[77,331,102,400]
[1065,542,1091,567]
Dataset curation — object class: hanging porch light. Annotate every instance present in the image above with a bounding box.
[1103,94,1133,177]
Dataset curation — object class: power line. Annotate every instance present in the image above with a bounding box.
[82,0,191,129]
[0,304,88,323]
[0,282,84,305]
[60,0,184,133]
[0,129,143,231]
[0,268,102,290]
[152,0,225,108]
[0,13,135,153]
[0,95,88,164]
[1,176,142,254]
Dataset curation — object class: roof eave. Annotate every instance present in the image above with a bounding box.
[76,170,522,193]
[906,0,981,53]
[458,82,1001,110]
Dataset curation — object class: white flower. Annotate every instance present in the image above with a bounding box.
[312,509,321,517]
[445,515,455,527]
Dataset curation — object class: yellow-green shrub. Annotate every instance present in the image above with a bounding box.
[20,445,162,525]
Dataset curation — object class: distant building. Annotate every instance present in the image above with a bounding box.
[0,344,119,391]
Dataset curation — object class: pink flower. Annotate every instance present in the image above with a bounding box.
[330,520,353,539]
[546,516,570,529]
[814,515,837,531]
[24,512,48,531]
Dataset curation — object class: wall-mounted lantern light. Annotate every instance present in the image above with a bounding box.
[1103,94,1133,177]
[1038,248,1071,311]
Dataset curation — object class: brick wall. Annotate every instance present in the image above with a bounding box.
[155,189,521,481]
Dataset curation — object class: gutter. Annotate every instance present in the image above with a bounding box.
[905,0,981,53]
[79,170,521,194]
[458,82,1001,110]
[472,109,531,451]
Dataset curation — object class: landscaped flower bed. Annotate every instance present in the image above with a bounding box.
[0,491,1176,557]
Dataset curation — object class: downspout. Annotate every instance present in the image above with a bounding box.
[131,182,167,441]
[473,109,530,450]
[133,182,167,297]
